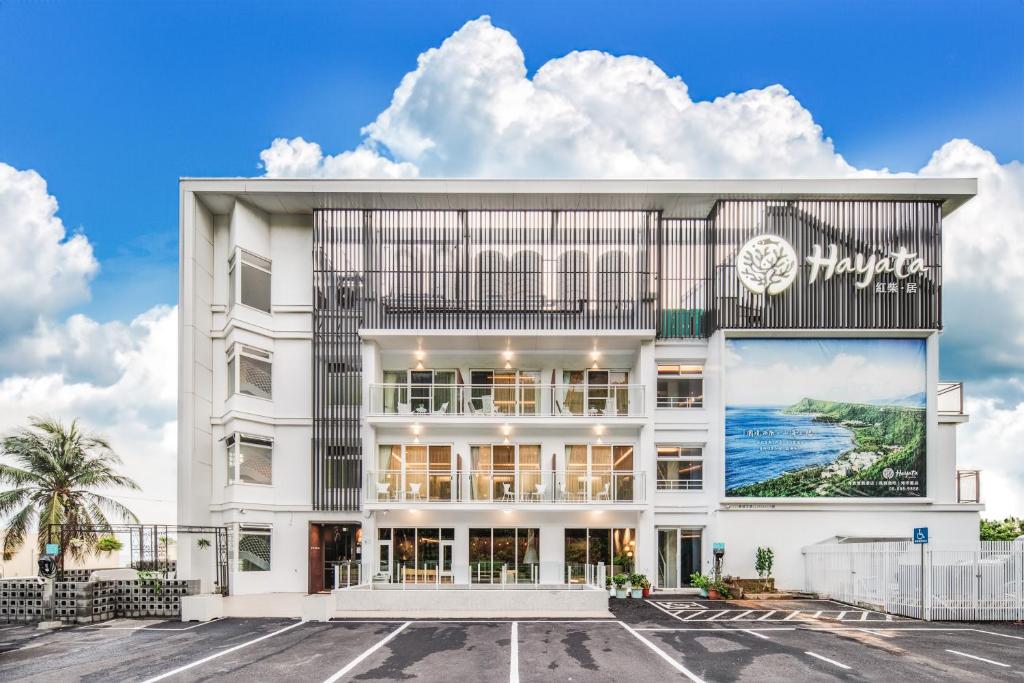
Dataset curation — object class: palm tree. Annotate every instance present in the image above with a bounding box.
[0,417,140,561]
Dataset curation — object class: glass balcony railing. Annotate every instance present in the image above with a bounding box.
[365,469,646,504]
[938,381,964,415]
[367,383,644,417]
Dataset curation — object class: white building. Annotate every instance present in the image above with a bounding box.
[177,178,983,599]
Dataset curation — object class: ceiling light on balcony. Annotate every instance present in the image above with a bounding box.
[503,509,513,515]
[591,349,601,362]
[505,360,512,369]
[412,424,422,443]
[415,360,424,370]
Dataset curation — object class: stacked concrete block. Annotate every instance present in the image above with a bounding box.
[0,577,46,623]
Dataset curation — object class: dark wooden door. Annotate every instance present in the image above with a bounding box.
[308,524,323,594]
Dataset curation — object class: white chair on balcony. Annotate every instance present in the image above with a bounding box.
[375,482,391,501]
[408,482,423,500]
[501,482,515,502]
[595,482,611,501]
[533,483,547,502]
[558,482,579,502]
[482,395,496,415]
[436,401,449,415]
[398,402,411,415]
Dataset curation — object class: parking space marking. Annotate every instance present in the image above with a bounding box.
[646,601,895,623]
[509,622,519,683]
[969,629,1024,640]
[140,620,303,683]
[946,649,1011,668]
[805,651,852,670]
[322,620,411,683]
[618,621,706,683]
[87,618,223,631]
[741,629,770,640]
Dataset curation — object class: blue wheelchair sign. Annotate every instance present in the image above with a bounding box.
[913,527,929,544]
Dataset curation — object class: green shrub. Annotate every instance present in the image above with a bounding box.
[96,536,123,552]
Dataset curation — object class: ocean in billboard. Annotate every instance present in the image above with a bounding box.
[724,338,927,498]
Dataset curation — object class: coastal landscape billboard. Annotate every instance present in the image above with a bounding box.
[724,338,926,498]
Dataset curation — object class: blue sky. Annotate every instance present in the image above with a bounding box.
[1,1,1021,321]
[0,2,1021,520]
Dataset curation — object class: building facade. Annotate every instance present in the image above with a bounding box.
[177,179,982,597]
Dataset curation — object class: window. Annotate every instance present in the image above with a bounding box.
[564,528,636,581]
[656,446,703,490]
[226,434,273,485]
[228,250,272,313]
[237,525,271,572]
[327,362,361,406]
[657,364,703,408]
[375,444,453,501]
[227,345,272,400]
[564,444,635,501]
[469,443,542,501]
[469,528,540,583]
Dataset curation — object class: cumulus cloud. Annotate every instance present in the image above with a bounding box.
[0,163,98,336]
[256,16,1022,516]
[0,306,177,523]
[260,137,418,178]
[958,398,1024,519]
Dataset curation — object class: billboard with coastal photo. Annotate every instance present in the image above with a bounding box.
[724,338,927,498]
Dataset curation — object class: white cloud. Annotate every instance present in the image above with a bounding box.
[260,137,418,178]
[958,398,1024,518]
[256,15,1022,518]
[0,163,98,336]
[0,306,177,523]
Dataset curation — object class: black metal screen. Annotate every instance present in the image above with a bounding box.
[658,218,710,338]
[313,210,365,511]
[352,209,659,331]
[710,200,942,331]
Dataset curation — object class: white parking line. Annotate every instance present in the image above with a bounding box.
[805,651,852,670]
[728,610,754,621]
[741,629,770,640]
[756,610,776,621]
[87,618,222,632]
[618,621,705,683]
[946,649,1011,668]
[682,610,708,621]
[968,629,1024,640]
[509,622,519,683]
[140,621,304,683]
[322,621,411,683]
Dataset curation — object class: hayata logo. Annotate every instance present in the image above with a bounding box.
[736,235,798,295]
[736,235,928,295]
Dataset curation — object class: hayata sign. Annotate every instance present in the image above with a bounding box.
[736,235,927,296]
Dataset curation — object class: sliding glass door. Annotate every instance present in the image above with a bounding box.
[657,528,703,588]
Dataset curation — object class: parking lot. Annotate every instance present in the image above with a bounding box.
[1,597,1022,682]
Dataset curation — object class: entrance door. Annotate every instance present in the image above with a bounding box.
[308,524,324,594]
[440,540,454,583]
[308,523,361,593]
[656,528,703,589]
[378,538,392,580]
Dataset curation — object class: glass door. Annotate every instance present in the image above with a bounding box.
[658,529,679,589]
[440,540,454,583]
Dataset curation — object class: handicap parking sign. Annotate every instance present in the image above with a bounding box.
[913,527,929,544]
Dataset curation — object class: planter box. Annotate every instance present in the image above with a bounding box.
[181,594,223,622]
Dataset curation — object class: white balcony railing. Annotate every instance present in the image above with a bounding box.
[938,381,964,415]
[366,469,646,504]
[367,383,644,417]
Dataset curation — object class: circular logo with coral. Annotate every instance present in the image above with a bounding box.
[882,468,895,480]
[736,235,799,295]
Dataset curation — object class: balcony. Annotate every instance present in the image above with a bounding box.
[956,469,980,504]
[365,469,646,506]
[367,383,645,419]
[938,381,964,416]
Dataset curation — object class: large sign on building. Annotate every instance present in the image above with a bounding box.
[724,337,927,498]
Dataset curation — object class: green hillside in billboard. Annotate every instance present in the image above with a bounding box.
[725,338,927,498]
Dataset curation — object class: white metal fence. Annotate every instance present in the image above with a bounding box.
[804,541,1024,621]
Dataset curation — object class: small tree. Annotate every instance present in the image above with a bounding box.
[980,517,1024,541]
[755,546,775,591]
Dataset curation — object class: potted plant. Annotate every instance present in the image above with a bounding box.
[755,546,775,592]
[689,572,710,598]
[197,538,211,550]
[605,575,615,597]
[707,577,732,600]
[612,573,628,598]
[629,573,645,599]
[639,574,652,598]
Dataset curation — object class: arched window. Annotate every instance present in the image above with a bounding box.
[475,250,506,306]
[598,250,632,308]
[559,250,588,308]
[511,250,542,308]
